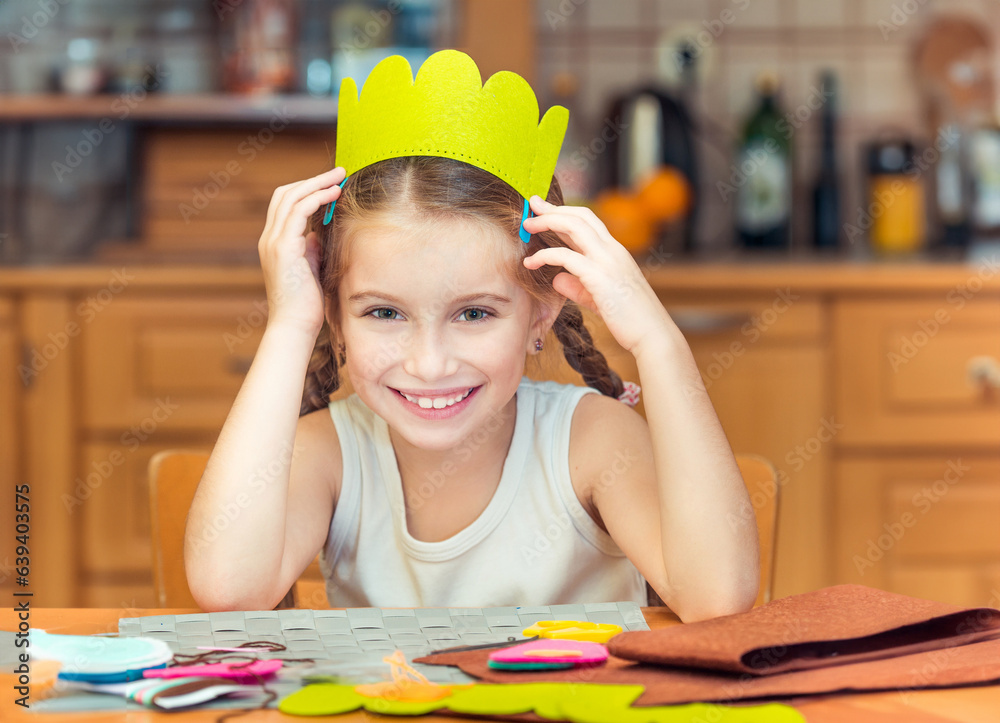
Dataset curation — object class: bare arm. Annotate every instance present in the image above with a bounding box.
[523,197,758,622]
[184,167,347,610]
[580,328,759,623]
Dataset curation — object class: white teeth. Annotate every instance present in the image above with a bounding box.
[400,387,474,409]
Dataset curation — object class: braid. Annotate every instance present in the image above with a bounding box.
[550,302,624,399]
[299,326,345,416]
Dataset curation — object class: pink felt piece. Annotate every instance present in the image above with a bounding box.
[489,639,608,665]
[143,659,282,682]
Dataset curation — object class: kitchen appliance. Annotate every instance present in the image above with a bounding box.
[597,86,698,255]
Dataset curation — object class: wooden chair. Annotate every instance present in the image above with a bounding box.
[646,454,779,609]
[148,449,307,609]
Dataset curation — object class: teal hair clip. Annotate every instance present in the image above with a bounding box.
[520,197,532,243]
[322,176,350,226]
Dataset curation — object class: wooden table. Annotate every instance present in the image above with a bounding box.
[3,608,1000,722]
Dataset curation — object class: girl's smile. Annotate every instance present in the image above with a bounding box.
[390,384,483,419]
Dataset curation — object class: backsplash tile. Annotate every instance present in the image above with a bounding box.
[536,0,988,250]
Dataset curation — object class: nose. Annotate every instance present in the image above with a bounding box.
[401,321,458,382]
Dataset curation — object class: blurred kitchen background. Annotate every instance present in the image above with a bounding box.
[1,1,999,610]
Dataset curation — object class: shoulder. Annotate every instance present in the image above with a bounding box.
[567,390,653,528]
[295,404,344,505]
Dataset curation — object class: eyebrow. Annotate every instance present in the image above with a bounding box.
[348,291,513,306]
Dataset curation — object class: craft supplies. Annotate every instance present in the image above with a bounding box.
[29,629,174,683]
[277,680,804,721]
[143,658,282,682]
[522,620,622,643]
[487,639,608,671]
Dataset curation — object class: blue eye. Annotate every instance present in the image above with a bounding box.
[365,307,492,323]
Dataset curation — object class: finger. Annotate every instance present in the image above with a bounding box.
[523,246,599,286]
[552,271,598,314]
[273,186,342,252]
[530,195,610,240]
[522,209,606,257]
[270,167,347,231]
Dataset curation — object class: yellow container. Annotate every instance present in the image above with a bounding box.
[869,174,926,253]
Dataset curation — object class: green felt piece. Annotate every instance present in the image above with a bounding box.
[558,699,806,723]
[277,680,803,723]
[277,684,366,716]
[538,684,645,720]
[488,660,576,671]
[445,683,580,716]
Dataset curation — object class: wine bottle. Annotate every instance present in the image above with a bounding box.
[736,72,792,249]
[812,71,841,248]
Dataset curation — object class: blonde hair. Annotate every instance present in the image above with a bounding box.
[300,156,623,415]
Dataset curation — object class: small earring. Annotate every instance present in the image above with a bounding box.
[534,338,543,352]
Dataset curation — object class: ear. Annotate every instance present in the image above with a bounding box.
[527,296,565,354]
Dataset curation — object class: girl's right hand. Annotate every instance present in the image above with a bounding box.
[257,167,347,336]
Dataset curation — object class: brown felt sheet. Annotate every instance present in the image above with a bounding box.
[415,586,1000,708]
[417,637,1000,707]
[609,585,1000,675]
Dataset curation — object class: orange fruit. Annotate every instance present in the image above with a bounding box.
[593,190,654,254]
[636,166,692,222]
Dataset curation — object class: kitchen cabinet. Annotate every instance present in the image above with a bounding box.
[832,295,1000,607]
[0,298,19,599]
[835,456,1000,607]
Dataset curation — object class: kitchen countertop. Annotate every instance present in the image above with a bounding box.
[1,246,999,293]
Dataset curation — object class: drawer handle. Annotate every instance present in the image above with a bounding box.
[228,356,254,376]
[667,309,752,334]
[967,356,1000,393]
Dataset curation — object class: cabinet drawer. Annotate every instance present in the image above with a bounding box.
[834,298,1000,447]
[658,294,824,343]
[81,295,268,431]
[834,456,1000,607]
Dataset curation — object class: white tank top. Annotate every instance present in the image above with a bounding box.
[319,377,647,608]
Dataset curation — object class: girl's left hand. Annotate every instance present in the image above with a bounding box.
[522,196,673,356]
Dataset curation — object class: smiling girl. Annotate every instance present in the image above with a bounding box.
[184,51,758,622]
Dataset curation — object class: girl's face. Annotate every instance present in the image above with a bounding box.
[335,215,550,452]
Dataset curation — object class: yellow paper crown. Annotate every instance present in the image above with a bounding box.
[335,50,569,201]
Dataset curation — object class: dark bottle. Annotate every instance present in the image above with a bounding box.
[736,72,792,249]
[812,71,841,248]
